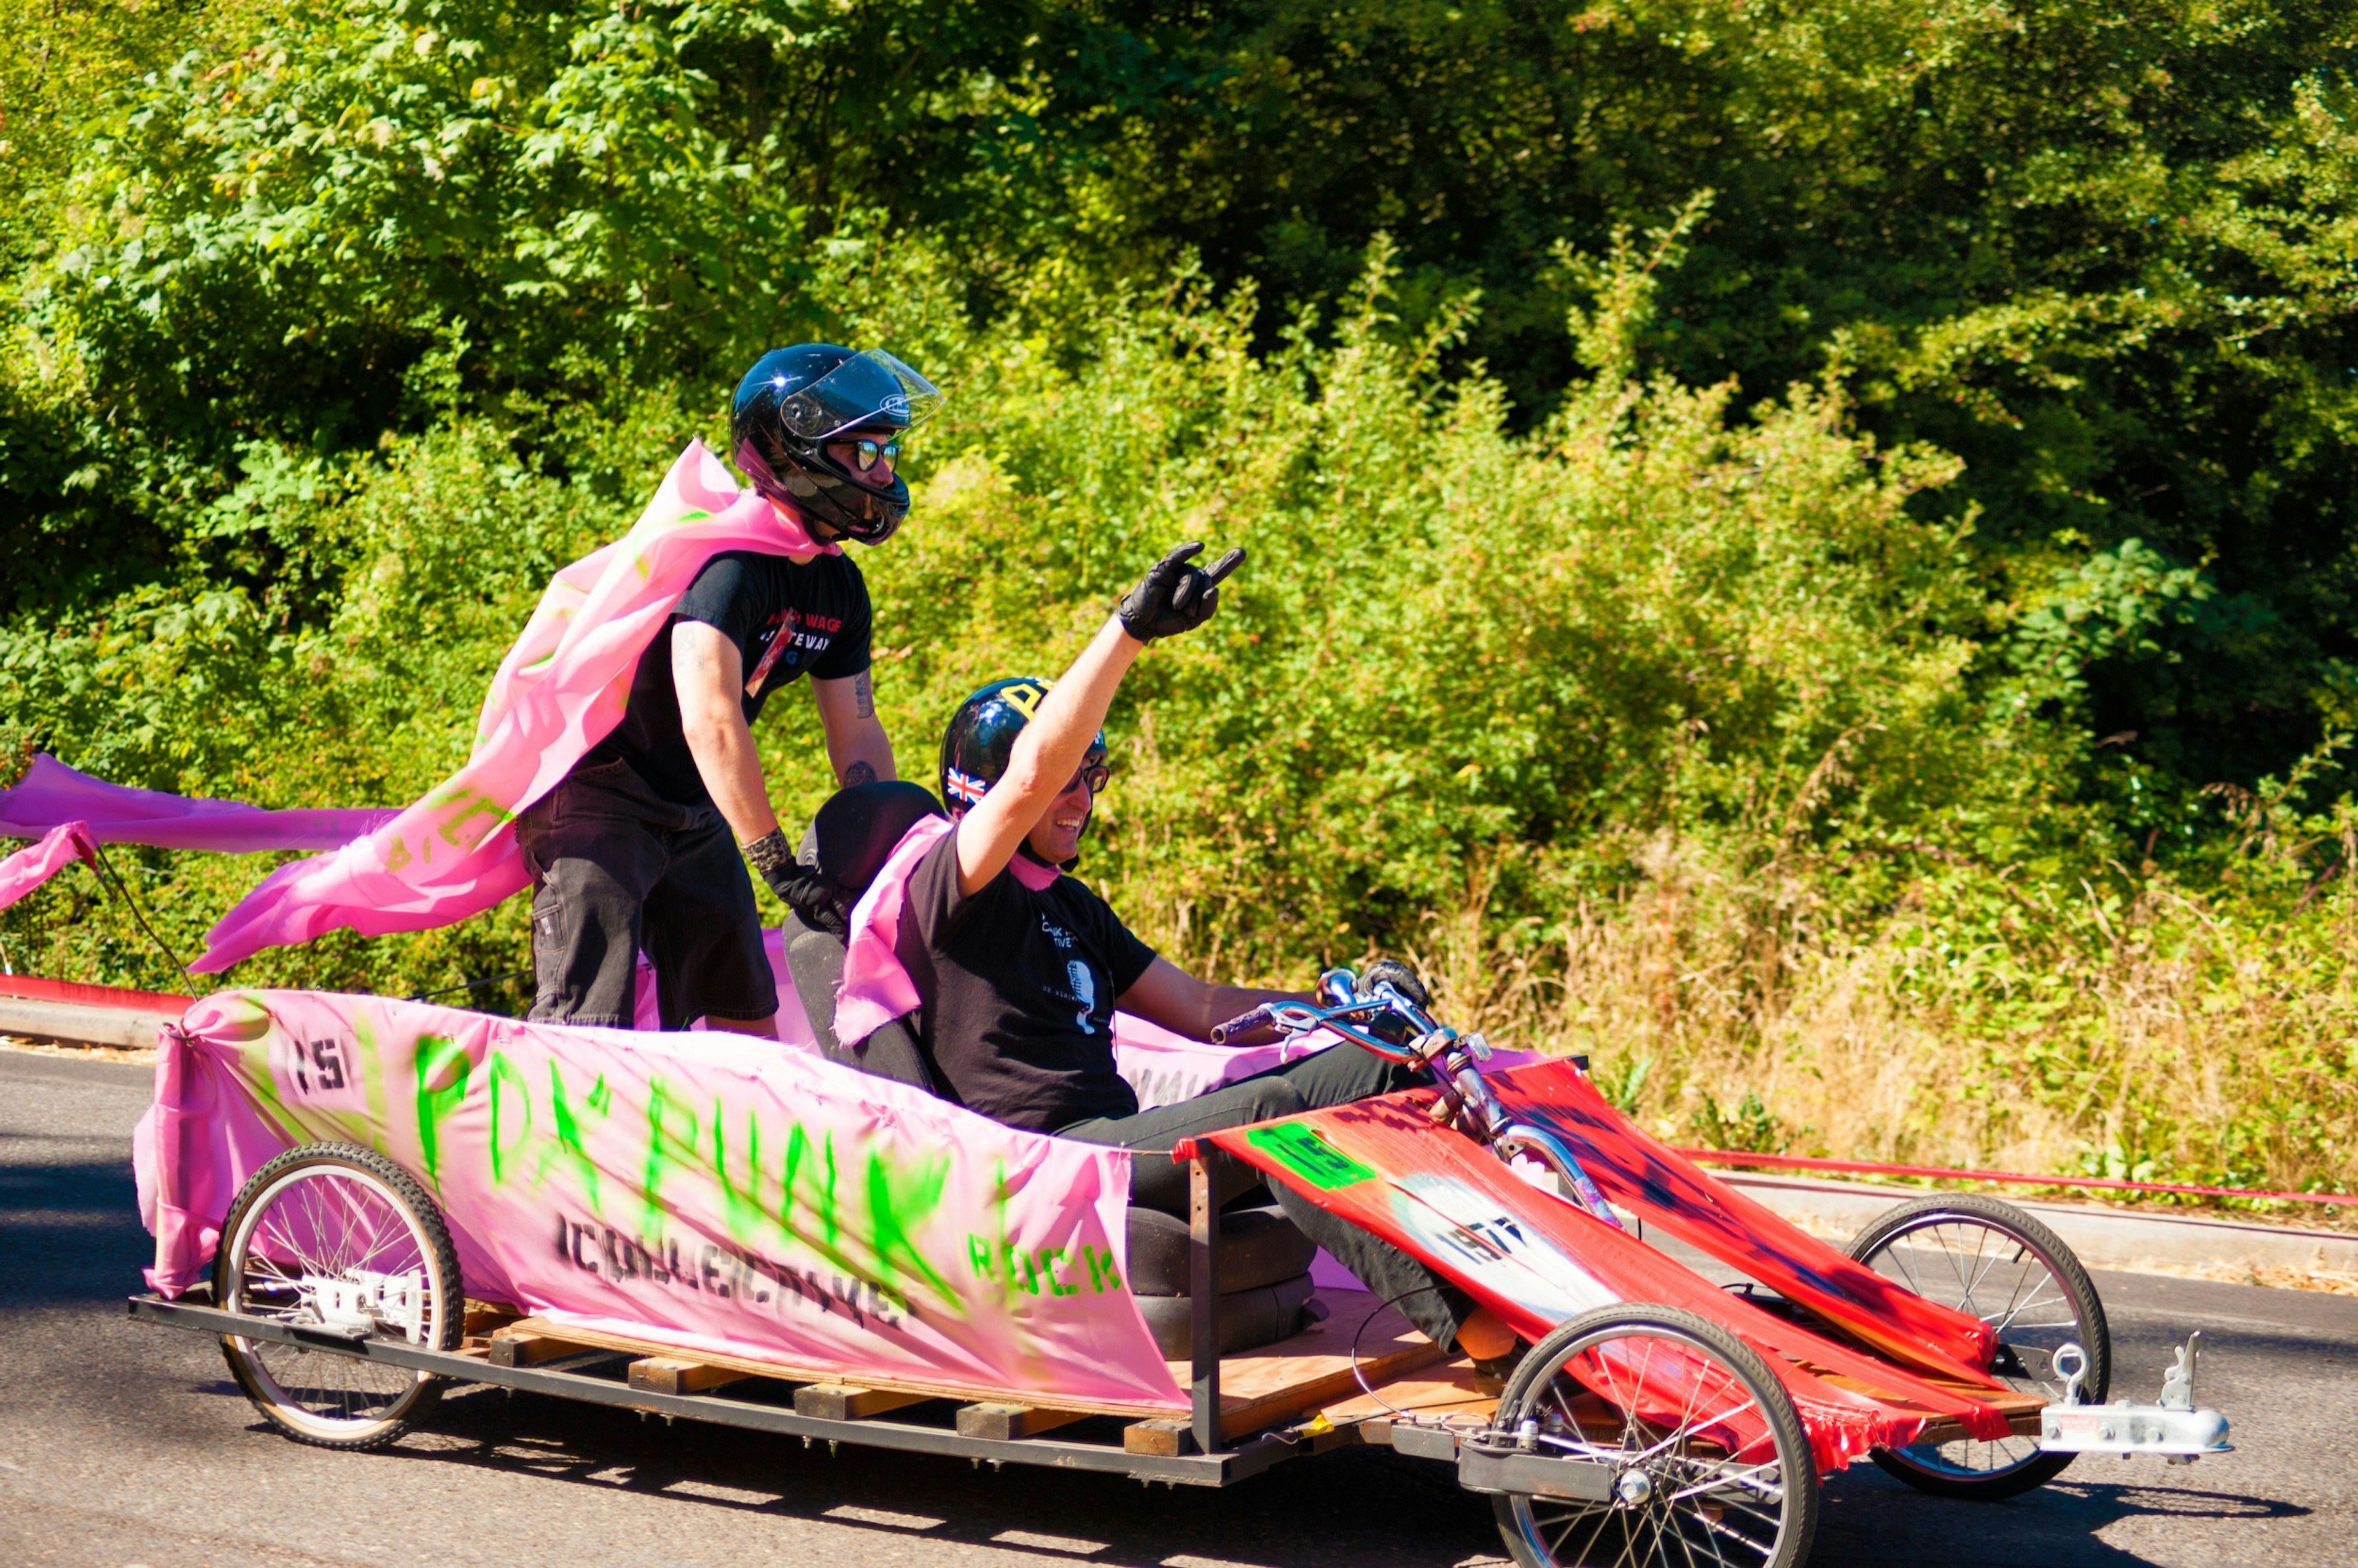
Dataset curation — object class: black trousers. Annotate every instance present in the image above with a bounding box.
[1060,1044,1477,1353]
[514,759,777,1030]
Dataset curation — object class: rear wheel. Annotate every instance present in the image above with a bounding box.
[1488,1304,1819,1568]
[214,1143,463,1450]
[1845,1193,2109,1499]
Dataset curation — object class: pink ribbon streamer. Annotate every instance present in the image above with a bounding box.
[0,821,99,911]
[0,755,393,852]
[197,441,833,972]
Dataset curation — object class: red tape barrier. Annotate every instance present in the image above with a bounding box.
[1678,1147,2358,1210]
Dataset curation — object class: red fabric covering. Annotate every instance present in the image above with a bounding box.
[1487,1061,1999,1382]
[1205,1092,2014,1473]
[0,974,193,1013]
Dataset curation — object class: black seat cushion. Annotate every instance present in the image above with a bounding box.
[1135,1273,1315,1359]
[784,914,939,1094]
[806,779,945,909]
[1126,1203,1315,1296]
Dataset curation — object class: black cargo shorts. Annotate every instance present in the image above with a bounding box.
[513,758,776,1030]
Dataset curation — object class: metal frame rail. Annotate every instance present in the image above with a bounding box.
[125,1146,1286,1489]
[124,1292,1302,1486]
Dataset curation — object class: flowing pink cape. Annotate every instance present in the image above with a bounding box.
[196,441,835,972]
[833,817,1064,1047]
[0,755,394,851]
[0,821,98,912]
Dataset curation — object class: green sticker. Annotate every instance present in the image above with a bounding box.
[1245,1124,1376,1190]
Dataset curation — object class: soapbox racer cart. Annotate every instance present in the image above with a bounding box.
[129,969,2232,1568]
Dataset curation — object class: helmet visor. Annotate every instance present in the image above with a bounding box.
[777,350,946,441]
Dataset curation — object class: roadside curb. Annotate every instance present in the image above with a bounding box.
[1723,1169,2358,1284]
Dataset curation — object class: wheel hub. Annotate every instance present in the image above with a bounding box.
[1614,1467,1656,1506]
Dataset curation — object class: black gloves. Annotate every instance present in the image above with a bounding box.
[1116,541,1245,643]
[745,829,848,937]
[1363,958,1431,1009]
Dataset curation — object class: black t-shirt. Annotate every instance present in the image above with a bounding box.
[898,831,1159,1133]
[585,549,873,806]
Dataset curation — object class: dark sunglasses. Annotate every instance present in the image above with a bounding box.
[847,436,900,473]
[1063,763,1111,796]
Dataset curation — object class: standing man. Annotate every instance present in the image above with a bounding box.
[516,344,940,1034]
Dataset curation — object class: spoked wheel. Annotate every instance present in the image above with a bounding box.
[1845,1193,2110,1499]
[1489,1304,1819,1568]
[214,1143,464,1450]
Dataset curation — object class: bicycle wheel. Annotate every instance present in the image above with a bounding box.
[1488,1304,1819,1568]
[1845,1192,2109,1499]
[214,1142,464,1450]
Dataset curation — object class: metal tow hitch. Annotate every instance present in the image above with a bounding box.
[2038,1333,2232,1464]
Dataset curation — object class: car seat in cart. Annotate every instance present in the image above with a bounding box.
[784,782,1317,1357]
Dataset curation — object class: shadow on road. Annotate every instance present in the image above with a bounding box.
[169,1378,2298,1568]
[0,1156,150,1308]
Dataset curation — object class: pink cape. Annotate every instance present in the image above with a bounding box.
[0,821,98,912]
[196,441,835,973]
[0,755,395,852]
[833,817,1060,1047]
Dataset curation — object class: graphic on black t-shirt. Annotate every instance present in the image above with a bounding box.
[584,550,872,807]
[897,834,1157,1133]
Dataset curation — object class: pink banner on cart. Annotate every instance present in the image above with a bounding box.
[197,441,833,973]
[144,990,1187,1414]
[0,755,394,853]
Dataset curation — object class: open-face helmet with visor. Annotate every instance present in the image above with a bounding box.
[940,677,1108,823]
[730,344,944,545]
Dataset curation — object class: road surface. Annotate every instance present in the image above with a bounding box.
[3,1049,2351,1567]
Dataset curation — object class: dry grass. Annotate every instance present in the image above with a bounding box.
[1361,837,2358,1200]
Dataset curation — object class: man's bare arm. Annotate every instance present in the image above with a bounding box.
[674,621,782,842]
[812,669,896,787]
[1117,957,1308,1043]
[953,617,1142,895]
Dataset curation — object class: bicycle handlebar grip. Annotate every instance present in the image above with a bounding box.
[1210,1005,1276,1045]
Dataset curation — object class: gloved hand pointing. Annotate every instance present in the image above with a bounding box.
[1116,541,1245,643]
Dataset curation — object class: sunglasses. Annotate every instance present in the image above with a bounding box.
[844,436,900,475]
[1063,763,1111,797]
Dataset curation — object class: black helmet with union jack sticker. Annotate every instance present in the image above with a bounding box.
[938,677,1107,814]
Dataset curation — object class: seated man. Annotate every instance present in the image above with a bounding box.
[879,542,1514,1366]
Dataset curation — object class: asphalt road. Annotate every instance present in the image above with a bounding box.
[3,1048,2352,1568]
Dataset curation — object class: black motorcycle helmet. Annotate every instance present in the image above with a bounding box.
[940,677,1107,819]
[730,344,943,545]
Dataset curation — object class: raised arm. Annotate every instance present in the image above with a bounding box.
[953,542,1242,896]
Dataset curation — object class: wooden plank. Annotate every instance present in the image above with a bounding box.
[628,1356,752,1396]
[464,1302,522,1336]
[1123,1418,1194,1457]
[1163,1290,1447,1441]
[1319,1359,1495,1430]
[488,1329,602,1368]
[955,1402,1089,1440]
[490,1316,1183,1419]
[795,1384,931,1420]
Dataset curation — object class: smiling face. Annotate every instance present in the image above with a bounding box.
[1024,767,1096,866]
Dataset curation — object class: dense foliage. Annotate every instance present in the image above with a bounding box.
[4,0,2356,1199]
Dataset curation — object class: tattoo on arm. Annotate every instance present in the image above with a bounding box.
[841,759,879,788]
[854,670,874,720]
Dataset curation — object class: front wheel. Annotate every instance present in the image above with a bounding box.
[1488,1304,1819,1568]
[1846,1193,2109,1499]
[214,1143,464,1450]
